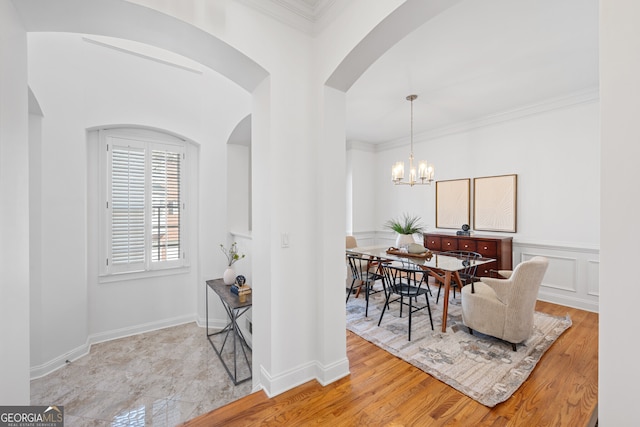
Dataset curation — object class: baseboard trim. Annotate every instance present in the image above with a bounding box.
[538,292,599,313]
[258,355,350,398]
[30,314,196,380]
[30,343,91,380]
[315,357,350,386]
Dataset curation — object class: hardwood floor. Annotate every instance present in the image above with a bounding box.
[182,301,598,426]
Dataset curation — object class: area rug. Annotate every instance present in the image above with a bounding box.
[346,290,572,407]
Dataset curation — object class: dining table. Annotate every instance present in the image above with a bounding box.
[346,246,495,332]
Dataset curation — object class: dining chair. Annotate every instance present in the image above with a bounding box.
[490,269,513,279]
[346,253,384,317]
[461,256,549,351]
[436,250,482,304]
[378,262,433,341]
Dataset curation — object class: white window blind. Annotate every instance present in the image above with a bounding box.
[111,146,146,267]
[151,149,181,263]
[101,129,186,276]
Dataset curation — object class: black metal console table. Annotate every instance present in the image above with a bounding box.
[206,278,252,385]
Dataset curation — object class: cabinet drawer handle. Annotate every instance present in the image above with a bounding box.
[447,242,451,246]
[483,246,488,250]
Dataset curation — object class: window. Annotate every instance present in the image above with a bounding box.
[100,129,186,276]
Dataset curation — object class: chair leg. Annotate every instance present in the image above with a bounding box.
[511,342,517,351]
[365,281,370,317]
[346,278,357,303]
[408,296,413,341]
[436,285,442,304]
[425,294,434,331]
[468,327,474,335]
[377,291,393,327]
[424,274,433,297]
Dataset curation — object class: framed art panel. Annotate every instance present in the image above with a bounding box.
[435,178,470,229]
[473,174,517,232]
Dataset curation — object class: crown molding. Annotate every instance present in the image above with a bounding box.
[346,140,377,152]
[373,87,600,152]
[235,0,344,35]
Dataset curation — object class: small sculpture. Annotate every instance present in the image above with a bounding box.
[456,224,471,236]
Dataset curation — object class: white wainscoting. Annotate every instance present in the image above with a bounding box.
[513,240,599,313]
[350,232,599,313]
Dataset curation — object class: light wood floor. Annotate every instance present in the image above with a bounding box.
[182,300,598,426]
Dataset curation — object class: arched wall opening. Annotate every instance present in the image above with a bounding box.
[11,0,462,401]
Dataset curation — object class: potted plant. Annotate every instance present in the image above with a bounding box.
[384,213,425,248]
[220,242,245,284]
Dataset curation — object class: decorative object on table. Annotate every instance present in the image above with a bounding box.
[435,178,471,229]
[223,268,236,285]
[230,285,251,295]
[407,242,428,254]
[345,290,571,407]
[456,223,471,236]
[473,174,517,232]
[235,275,246,286]
[220,242,245,285]
[391,94,435,186]
[386,246,433,260]
[384,212,425,248]
[230,282,252,303]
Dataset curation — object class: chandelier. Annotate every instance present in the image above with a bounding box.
[391,94,434,186]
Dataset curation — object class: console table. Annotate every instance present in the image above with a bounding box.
[423,232,513,277]
[206,278,252,385]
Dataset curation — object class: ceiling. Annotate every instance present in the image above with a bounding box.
[21,0,599,147]
[345,0,599,144]
[251,0,598,145]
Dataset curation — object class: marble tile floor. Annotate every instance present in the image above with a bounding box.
[30,322,252,426]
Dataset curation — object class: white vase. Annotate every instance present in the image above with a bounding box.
[223,267,236,285]
[395,234,415,248]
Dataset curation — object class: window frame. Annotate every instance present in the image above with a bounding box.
[98,128,188,279]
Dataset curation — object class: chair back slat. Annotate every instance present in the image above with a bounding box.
[442,250,482,282]
[347,253,378,281]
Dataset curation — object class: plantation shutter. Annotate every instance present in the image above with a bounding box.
[151,148,181,262]
[111,144,146,269]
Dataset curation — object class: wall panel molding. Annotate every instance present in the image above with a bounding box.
[514,241,598,313]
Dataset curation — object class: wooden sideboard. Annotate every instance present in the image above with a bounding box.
[423,232,513,277]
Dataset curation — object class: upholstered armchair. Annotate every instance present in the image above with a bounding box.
[461,256,549,351]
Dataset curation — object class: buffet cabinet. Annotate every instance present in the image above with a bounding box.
[423,232,513,277]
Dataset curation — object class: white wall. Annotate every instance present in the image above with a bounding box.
[600,1,640,424]
[349,97,600,311]
[226,2,321,394]
[0,0,31,404]
[227,144,251,233]
[367,99,600,244]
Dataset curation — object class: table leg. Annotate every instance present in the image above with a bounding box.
[207,301,252,385]
[441,271,451,332]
